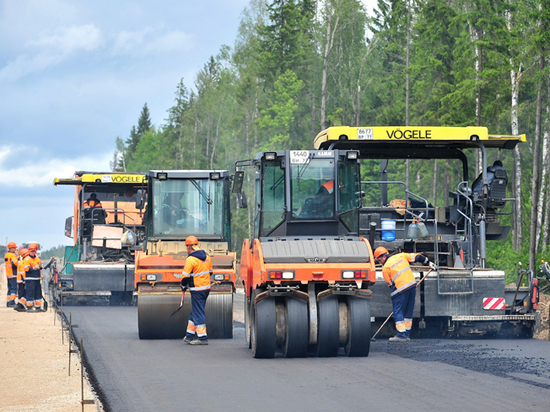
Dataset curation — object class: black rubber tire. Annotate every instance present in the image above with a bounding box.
[282,298,309,358]
[344,297,371,357]
[251,296,276,358]
[204,293,233,339]
[315,296,339,357]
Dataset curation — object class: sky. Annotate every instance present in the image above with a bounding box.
[0,0,377,251]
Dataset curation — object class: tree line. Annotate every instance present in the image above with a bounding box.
[111,0,550,279]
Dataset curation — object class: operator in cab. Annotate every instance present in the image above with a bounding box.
[175,236,212,345]
[374,246,436,342]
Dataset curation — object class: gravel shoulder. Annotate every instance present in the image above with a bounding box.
[0,269,102,412]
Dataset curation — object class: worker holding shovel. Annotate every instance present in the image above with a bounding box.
[175,236,212,345]
[374,247,436,342]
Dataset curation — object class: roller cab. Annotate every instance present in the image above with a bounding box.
[236,150,376,358]
[135,170,236,339]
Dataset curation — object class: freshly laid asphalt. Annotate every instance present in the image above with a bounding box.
[63,295,550,412]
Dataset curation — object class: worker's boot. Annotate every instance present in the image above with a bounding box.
[189,339,208,345]
[7,301,15,307]
[405,330,411,341]
[183,336,193,344]
[13,303,27,312]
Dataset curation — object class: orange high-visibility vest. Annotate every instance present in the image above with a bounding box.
[382,253,423,296]
[321,180,334,194]
[4,252,18,278]
[24,255,42,279]
[182,251,212,292]
[17,257,27,282]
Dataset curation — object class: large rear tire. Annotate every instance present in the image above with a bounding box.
[315,296,339,357]
[344,297,371,357]
[282,297,309,358]
[251,295,276,358]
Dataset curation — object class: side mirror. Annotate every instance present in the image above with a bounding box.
[64,216,73,238]
[232,171,245,194]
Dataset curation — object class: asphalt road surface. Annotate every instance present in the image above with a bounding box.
[64,295,550,412]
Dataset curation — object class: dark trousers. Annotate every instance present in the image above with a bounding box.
[25,278,42,306]
[7,277,17,302]
[17,282,26,303]
[186,290,210,341]
[392,285,416,337]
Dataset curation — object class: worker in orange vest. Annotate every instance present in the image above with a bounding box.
[14,248,29,311]
[83,193,102,209]
[24,243,44,311]
[175,236,212,345]
[4,241,18,307]
[374,246,436,342]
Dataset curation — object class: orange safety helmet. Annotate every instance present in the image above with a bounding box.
[28,243,39,252]
[8,241,17,249]
[20,248,29,257]
[374,246,389,260]
[185,236,199,246]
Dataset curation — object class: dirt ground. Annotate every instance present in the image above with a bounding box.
[0,269,102,412]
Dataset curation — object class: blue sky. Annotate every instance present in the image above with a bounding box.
[0,0,376,251]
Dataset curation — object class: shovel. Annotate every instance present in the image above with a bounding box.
[169,286,187,318]
[371,268,434,341]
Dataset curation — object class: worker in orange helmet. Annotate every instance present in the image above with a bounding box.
[4,241,18,307]
[374,246,436,342]
[175,235,212,345]
[24,243,44,312]
[14,248,29,311]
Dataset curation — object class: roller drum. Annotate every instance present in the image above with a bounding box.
[138,291,233,339]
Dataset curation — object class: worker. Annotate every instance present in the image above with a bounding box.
[24,243,44,312]
[83,192,106,226]
[14,248,29,311]
[472,160,506,194]
[175,235,212,345]
[4,241,18,307]
[83,193,102,209]
[297,167,335,218]
[162,192,188,226]
[374,246,436,342]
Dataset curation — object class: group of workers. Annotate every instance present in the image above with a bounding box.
[4,242,45,312]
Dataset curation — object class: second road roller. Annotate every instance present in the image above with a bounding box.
[135,170,236,339]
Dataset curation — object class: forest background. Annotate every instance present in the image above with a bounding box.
[44,0,550,284]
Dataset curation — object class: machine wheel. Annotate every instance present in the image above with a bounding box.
[205,292,233,339]
[344,297,371,357]
[282,297,309,358]
[315,296,339,357]
[251,295,276,358]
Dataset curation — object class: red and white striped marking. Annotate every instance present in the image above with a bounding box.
[483,297,505,310]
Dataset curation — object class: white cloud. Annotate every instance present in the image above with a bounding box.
[0,145,112,188]
[0,24,102,82]
[29,24,102,54]
[112,27,194,56]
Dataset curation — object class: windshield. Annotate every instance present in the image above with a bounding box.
[152,178,224,238]
[291,158,335,219]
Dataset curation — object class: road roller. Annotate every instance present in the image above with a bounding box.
[135,170,236,339]
[235,150,376,358]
